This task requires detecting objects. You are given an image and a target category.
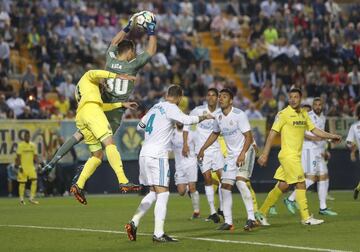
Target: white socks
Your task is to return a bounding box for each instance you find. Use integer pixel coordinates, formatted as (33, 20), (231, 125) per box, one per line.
(221, 188), (233, 225)
(154, 191), (170, 238)
(132, 191), (156, 227)
(218, 183), (223, 211)
(190, 191), (200, 213)
(318, 179), (328, 210)
(288, 178), (314, 202)
(236, 180), (255, 221)
(205, 185), (216, 215)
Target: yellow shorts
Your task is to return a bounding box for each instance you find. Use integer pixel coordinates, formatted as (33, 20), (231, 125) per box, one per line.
(274, 156), (305, 184)
(76, 102), (112, 152)
(17, 167), (37, 183)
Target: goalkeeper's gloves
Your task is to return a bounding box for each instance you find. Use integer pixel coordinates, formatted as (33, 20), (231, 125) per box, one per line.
(146, 21), (156, 36)
(123, 14), (137, 33)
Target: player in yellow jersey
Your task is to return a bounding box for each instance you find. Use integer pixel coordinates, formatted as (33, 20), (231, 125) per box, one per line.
(16, 131), (39, 205)
(256, 88), (341, 225)
(70, 69), (140, 205)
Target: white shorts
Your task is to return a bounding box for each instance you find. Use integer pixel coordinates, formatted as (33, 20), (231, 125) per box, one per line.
(175, 157), (198, 185)
(139, 156), (170, 187)
(301, 148), (328, 176)
(198, 149), (225, 173)
(222, 146), (255, 181)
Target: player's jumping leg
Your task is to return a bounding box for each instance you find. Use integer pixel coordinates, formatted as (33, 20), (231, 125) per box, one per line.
(102, 137), (140, 192)
(71, 150), (103, 205)
(42, 131), (83, 172)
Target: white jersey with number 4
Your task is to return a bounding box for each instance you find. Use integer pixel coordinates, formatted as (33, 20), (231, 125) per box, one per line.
(303, 111), (326, 150)
(346, 121), (360, 152)
(183, 105), (221, 154)
(138, 101), (200, 158)
(213, 107), (251, 159)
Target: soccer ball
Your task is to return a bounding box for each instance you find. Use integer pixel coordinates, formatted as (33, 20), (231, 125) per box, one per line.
(134, 11), (156, 30)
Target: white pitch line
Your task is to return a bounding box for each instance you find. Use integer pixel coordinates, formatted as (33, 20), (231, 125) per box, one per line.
(0, 224), (350, 252)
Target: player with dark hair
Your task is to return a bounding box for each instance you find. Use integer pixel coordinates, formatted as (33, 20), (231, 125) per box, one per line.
(256, 88), (341, 226)
(183, 88), (225, 223)
(41, 13), (157, 202)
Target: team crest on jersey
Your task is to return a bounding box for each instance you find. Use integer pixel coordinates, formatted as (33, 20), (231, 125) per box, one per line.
(230, 120), (233, 125)
(219, 115), (222, 120)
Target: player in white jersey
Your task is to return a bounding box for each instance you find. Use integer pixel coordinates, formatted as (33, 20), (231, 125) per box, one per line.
(171, 122), (200, 219)
(125, 85), (213, 243)
(183, 88), (225, 223)
(285, 98), (337, 216)
(346, 106), (360, 200)
(198, 89), (257, 231)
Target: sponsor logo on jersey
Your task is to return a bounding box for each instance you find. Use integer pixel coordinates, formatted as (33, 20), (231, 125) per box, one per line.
(293, 120), (306, 126)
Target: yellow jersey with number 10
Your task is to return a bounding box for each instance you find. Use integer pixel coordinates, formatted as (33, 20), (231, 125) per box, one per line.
(75, 70), (117, 111)
(271, 106), (315, 157)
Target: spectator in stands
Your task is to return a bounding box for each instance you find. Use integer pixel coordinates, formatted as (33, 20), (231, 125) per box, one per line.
(260, 0), (278, 18)
(263, 22), (278, 44)
(247, 0), (261, 21)
(22, 65), (36, 87)
(101, 19), (116, 44)
(84, 19), (102, 43)
(233, 90), (250, 111)
(206, 0), (221, 19)
(57, 73), (76, 103)
(249, 62), (267, 101)
(54, 94), (70, 116)
(0, 93), (10, 118)
(6, 91), (25, 117)
(194, 0), (210, 31)
(68, 19), (85, 44)
(227, 38), (247, 73)
(246, 102), (264, 119)
(18, 105), (35, 119)
(52, 64), (65, 87)
(0, 5), (10, 29)
(2, 20), (16, 49)
(348, 65), (360, 97)
(0, 35), (10, 73)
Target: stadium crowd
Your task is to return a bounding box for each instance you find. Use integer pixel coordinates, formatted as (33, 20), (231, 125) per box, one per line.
(0, 0), (359, 123)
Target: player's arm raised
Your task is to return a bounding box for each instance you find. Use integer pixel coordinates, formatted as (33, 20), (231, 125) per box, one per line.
(110, 14), (137, 46)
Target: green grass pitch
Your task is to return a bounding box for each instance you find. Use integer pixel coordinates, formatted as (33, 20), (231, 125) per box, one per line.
(0, 191), (359, 252)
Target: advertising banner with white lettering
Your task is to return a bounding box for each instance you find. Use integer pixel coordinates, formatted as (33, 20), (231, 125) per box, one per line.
(0, 120), (61, 163)
(0, 119), (267, 164)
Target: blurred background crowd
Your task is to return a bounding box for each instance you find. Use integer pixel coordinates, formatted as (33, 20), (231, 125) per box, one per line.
(0, 0), (359, 127)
